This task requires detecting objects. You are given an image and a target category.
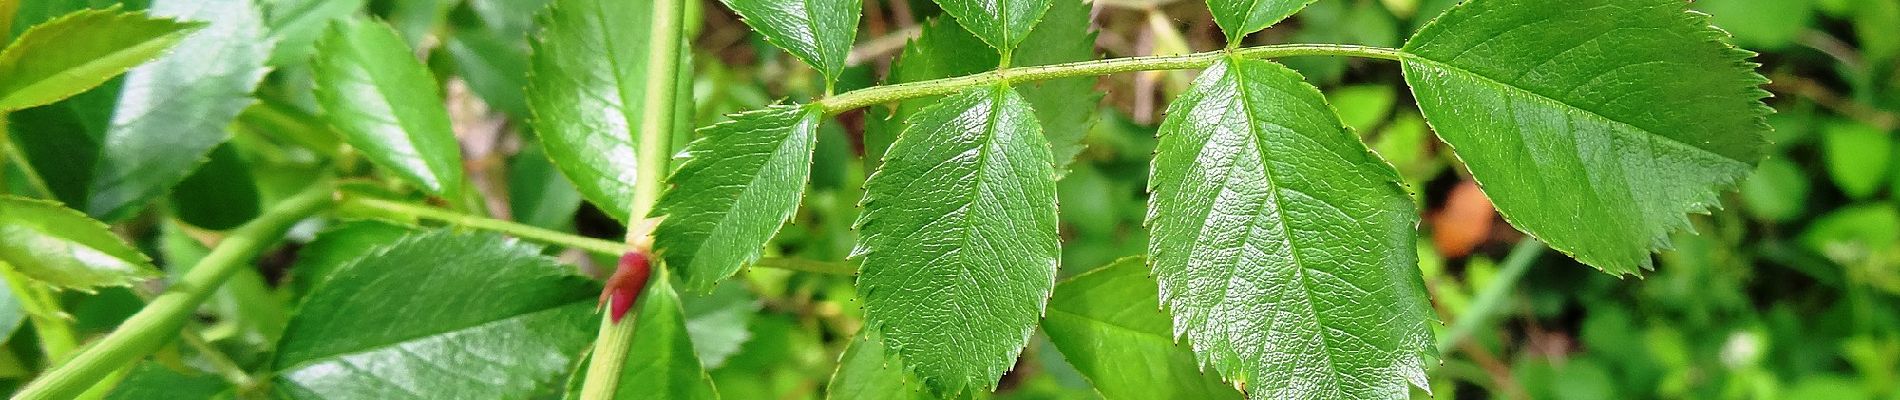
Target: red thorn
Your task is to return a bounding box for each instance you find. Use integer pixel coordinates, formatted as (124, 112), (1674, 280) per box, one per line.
(599, 251), (651, 323)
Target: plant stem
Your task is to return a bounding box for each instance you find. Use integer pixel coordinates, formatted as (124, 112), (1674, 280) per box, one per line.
(1437, 239), (1545, 352)
(11, 183), (334, 400)
(816, 44), (1406, 113)
(343, 195), (627, 255)
(580, 0), (688, 396)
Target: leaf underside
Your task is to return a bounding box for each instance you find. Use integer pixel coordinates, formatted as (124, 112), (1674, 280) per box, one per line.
(854, 85), (1059, 395)
(1042, 257), (1243, 400)
(1147, 58), (1433, 399)
(654, 105), (821, 292)
(0, 196), (158, 290)
(525, 0), (657, 222)
(718, 0), (861, 82)
(312, 17), (466, 201)
(0, 7), (199, 112)
(1401, 0), (1770, 275)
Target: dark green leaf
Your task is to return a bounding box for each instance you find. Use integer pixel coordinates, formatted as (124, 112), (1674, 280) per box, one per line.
(654, 105), (820, 291)
(312, 17), (466, 200)
(465, 0), (551, 40)
(507, 141), (584, 230)
(5, 84), (115, 205)
(854, 85), (1058, 394)
(104, 363), (232, 400)
(825, 331), (933, 400)
(0, 7), (198, 111)
(1205, 0), (1313, 41)
(932, 0), (1051, 54)
(273, 230), (596, 399)
(445, 27), (531, 118)
(1401, 0), (1769, 275)
(1147, 58), (1433, 398)
(525, 0), (662, 222)
(607, 276), (721, 399)
(168, 143), (261, 230)
(86, 0), (271, 221)
(284, 220), (413, 298)
(718, 0), (860, 83)
(0, 196), (158, 290)
(261, 0), (367, 65)
(1042, 257), (1242, 400)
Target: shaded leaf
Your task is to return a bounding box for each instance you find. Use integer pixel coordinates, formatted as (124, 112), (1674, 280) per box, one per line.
(284, 220), (414, 299)
(718, 0), (860, 83)
(605, 277), (721, 399)
(682, 281), (761, 368)
(86, 0), (272, 221)
(932, 0), (1051, 54)
(1147, 58), (1432, 398)
(1042, 257), (1242, 400)
(1401, 0), (1769, 274)
(654, 105), (820, 291)
(272, 230), (596, 399)
(312, 17), (466, 200)
(168, 143), (261, 230)
(507, 141), (584, 230)
(1205, 0), (1313, 42)
(854, 85), (1058, 394)
(104, 363), (232, 400)
(261, 0), (367, 65)
(0, 7), (199, 111)
(525, 0), (664, 222)
(0, 196), (157, 290)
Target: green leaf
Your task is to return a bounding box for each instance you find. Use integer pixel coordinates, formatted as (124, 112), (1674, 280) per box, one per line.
(0, 7), (198, 111)
(1695, 0), (1813, 49)
(445, 27), (531, 118)
(1042, 257), (1242, 400)
(854, 85), (1059, 394)
(825, 331), (933, 400)
(932, 0), (1051, 54)
(654, 105), (820, 291)
(1820, 121), (1892, 200)
(284, 220), (414, 299)
(104, 363), (232, 400)
(85, 0), (271, 221)
(1147, 58), (1433, 398)
(272, 230), (597, 399)
(682, 281), (761, 368)
(1739, 156), (1809, 223)
(1204, 0), (1313, 42)
(261, 0), (367, 65)
(605, 277), (721, 400)
(167, 143), (261, 230)
(718, 0), (860, 83)
(0, 195), (158, 290)
(312, 17), (466, 200)
(5, 85), (115, 205)
(0, 267), (28, 341)
(1401, 0), (1769, 274)
(508, 141), (584, 230)
(525, 0), (664, 222)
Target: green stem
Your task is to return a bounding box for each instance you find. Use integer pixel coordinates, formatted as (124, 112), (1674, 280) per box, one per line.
(580, 0), (688, 396)
(0, 262), (77, 365)
(10, 183), (334, 400)
(1437, 239), (1545, 352)
(816, 44), (1405, 113)
(343, 195), (626, 255)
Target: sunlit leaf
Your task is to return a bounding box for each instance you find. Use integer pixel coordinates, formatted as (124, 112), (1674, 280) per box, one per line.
(0, 7), (199, 111)
(0, 196), (157, 290)
(718, 0), (860, 83)
(312, 17), (466, 200)
(654, 105), (820, 291)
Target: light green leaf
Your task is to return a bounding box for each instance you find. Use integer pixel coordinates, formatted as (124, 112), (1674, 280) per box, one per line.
(1042, 257), (1242, 400)
(0, 7), (199, 111)
(932, 0), (1051, 54)
(104, 363), (233, 400)
(607, 277), (721, 400)
(312, 17), (465, 200)
(718, 0), (860, 83)
(655, 105), (820, 291)
(854, 85), (1058, 395)
(272, 230), (597, 399)
(1695, 0), (1813, 49)
(1820, 121), (1892, 200)
(1147, 58), (1433, 399)
(525, 0), (662, 222)
(1739, 156), (1809, 223)
(86, 0), (272, 221)
(682, 282), (761, 368)
(825, 331), (933, 400)
(1205, 0), (1313, 42)
(1401, 0), (1769, 275)
(0, 196), (158, 290)
(261, 0), (367, 65)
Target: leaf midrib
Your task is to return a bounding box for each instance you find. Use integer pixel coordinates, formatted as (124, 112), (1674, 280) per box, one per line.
(276, 300), (588, 372)
(0, 30), (187, 109)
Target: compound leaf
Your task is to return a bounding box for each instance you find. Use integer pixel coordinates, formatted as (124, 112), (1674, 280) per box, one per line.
(312, 17), (466, 201)
(1401, 0), (1770, 275)
(654, 105), (820, 291)
(1147, 57), (1433, 399)
(526, 0), (662, 222)
(1042, 257), (1242, 400)
(87, 0), (272, 221)
(273, 230), (597, 399)
(0, 196), (157, 290)
(718, 0), (860, 83)
(854, 85), (1058, 395)
(932, 0), (1051, 54)
(0, 7), (200, 111)
(1204, 0), (1313, 42)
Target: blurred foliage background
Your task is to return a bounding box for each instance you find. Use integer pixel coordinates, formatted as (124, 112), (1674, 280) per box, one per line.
(5, 0), (1900, 398)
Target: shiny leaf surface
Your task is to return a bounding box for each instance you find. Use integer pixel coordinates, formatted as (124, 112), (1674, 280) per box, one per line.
(604, 277), (720, 400)
(932, 0), (1052, 54)
(1042, 257), (1242, 400)
(1147, 58), (1433, 398)
(0, 196), (157, 290)
(312, 17), (466, 200)
(854, 85), (1058, 394)
(1401, 0), (1769, 274)
(273, 230), (597, 399)
(525, 0), (658, 222)
(718, 0), (860, 83)
(0, 7), (199, 111)
(86, 0), (271, 221)
(654, 105), (820, 291)
(261, 0), (367, 65)
(825, 331), (932, 400)
(1205, 0), (1313, 41)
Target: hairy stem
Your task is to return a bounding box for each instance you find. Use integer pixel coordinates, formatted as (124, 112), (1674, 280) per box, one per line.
(343, 195), (627, 255)
(11, 183), (335, 400)
(816, 44), (1405, 113)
